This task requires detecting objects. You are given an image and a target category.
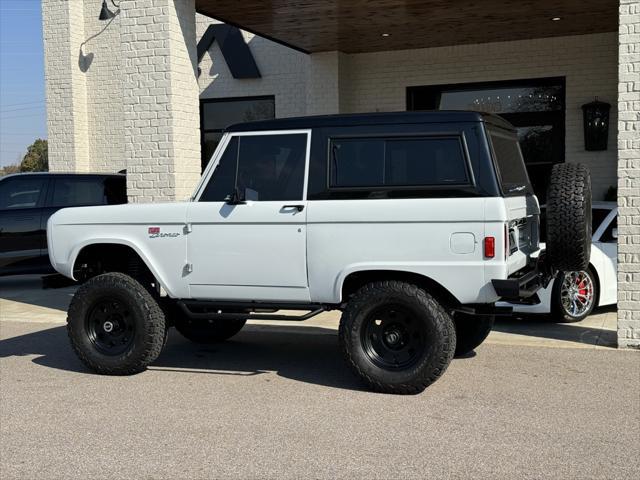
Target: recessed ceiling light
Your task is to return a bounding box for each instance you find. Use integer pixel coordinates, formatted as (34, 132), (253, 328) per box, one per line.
(551, 17), (561, 21)
(381, 33), (390, 37)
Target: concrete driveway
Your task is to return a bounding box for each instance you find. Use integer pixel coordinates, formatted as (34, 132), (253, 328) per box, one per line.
(1, 275), (638, 479)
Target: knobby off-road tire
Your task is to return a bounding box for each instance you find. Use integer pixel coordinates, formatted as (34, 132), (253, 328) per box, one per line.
(174, 317), (247, 344)
(339, 281), (456, 395)
(67, 272), (166, 375)
(453, 314), (494, 357)
(546, 163), (592, 272)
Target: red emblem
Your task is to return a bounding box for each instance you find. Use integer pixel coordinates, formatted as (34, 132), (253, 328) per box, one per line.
(148, 227), (160, 234)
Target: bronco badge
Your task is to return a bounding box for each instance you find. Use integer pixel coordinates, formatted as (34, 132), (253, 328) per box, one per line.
(148, 226), (180, 239)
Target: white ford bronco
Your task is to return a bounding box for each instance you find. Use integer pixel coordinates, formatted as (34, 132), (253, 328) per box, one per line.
(47, 112), (591, 394)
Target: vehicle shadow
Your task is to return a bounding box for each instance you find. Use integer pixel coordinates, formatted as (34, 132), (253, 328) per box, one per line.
(0, 323), (373, 392)
(492, 307), (617, 347)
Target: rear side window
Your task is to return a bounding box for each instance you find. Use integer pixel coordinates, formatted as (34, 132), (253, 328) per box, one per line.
(329, 136), (469, 188)
(488, 131), (532, 196)
(200, 133), (308, 202)
(0, 177), (47, 209)
(51, 177), (125, 207)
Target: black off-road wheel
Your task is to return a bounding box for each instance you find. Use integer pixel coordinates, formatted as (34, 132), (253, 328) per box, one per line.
(67, 272), (166, 375)
(174, 317), (247, 344)
(546, 163), (592, 272)
(453, 314), (494, 357)
(339, 281), (456, 395)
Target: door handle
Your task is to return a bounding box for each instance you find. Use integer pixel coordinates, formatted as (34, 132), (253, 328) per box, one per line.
(282, 204), (304, 212)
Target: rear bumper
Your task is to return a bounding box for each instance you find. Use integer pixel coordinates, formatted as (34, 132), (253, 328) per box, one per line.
(491, 252), (555, 301)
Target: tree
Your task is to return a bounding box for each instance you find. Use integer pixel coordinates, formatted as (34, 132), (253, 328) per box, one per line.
(20, 139), (48, 172)
(0, 163), (20, 177)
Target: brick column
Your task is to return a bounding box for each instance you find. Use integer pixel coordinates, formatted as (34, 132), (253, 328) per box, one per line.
(617, 0), (640, 349)
(121, 0), (201, 202)
(42, 0), (90, 172)
(306, 51), (351, 115)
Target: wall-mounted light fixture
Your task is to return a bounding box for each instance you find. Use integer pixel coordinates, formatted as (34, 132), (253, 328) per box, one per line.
(581, 97), (611, 151)
(99, 0), (120, 21)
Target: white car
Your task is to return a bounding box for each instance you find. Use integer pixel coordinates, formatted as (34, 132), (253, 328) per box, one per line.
(503, 201), (617, 322)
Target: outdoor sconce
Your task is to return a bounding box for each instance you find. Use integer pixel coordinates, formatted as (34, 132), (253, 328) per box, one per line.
(581, 97), (611, 151)
(99, 0), (120, 20)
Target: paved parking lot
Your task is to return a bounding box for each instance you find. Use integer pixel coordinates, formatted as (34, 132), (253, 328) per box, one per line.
(1, 275), (638, 479)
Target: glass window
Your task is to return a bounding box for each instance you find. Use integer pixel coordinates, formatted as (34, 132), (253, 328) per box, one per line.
(200, 134), (307, 202)
(330, 136), (468, 188)
(385, 138), (468, 186)
(200, 137), (239, 202)
(51, 177), (113, 207)
(0, 177), (46, 209)
(489, 132), (532, 196)
(200, 97), (275, 171)
(330, 139), (384, 187)
(438, 85), (563, 114)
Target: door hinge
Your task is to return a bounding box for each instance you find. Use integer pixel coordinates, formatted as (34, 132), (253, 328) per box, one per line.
(184, 263), (193, 274)
(184, 223), (192, 234)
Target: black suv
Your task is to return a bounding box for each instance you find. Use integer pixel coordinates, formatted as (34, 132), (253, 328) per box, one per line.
(0, 172), (126, 276)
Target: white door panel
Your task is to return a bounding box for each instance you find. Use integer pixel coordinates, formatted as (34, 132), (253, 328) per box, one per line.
(186, 201), (308, 300)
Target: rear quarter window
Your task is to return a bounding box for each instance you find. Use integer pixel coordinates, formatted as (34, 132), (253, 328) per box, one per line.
(488, 130), (532, 196)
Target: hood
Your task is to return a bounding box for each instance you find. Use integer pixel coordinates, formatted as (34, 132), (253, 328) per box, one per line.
(49, 202), (189, 226)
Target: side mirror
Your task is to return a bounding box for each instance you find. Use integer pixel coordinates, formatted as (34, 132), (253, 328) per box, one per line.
(611, 228), (618, 239)
(224, 187), (246, 205)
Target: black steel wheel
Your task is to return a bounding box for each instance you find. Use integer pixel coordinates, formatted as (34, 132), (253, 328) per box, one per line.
(361, 305), (426, 370)
(86, 298), (135, 356)
(340, 280), (456, 395)
(67, 272), (166, 375)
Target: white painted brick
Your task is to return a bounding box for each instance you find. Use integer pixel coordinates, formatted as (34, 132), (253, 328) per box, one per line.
(617, 0), (640, 350)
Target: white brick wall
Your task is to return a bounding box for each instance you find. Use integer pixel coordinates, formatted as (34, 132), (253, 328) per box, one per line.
(121, 0), (200, 202)
(82, 0), (125, 173)
(43, 0), (90, 173)
(617, 0), (640, 350)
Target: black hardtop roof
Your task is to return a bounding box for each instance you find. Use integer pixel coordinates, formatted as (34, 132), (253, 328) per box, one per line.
(226, 110), (515, 133)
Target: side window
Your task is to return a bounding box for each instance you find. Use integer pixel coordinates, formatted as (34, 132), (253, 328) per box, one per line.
(51, 177), (111, 207)
(329, 136), (469, 189)
(0, 177), (46, 210)
(200, 133), (307, 202)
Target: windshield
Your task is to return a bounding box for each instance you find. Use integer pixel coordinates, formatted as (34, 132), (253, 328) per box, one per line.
(488, 129), (533, 196)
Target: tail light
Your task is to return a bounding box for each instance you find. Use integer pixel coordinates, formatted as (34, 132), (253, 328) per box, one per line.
(484, 236), (495, 258)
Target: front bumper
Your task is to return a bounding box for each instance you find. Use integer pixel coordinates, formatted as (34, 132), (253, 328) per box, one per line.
(491, 252), (555, 301)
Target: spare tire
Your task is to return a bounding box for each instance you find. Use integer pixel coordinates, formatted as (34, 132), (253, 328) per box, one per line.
(545, 163), (592, 272)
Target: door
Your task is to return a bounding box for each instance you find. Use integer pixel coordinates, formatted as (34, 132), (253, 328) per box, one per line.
(186, 130), (311, 302)
(0, 175), (48, 273)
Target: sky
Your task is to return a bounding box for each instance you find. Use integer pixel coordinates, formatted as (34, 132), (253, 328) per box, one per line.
(0, 0), (46, 168)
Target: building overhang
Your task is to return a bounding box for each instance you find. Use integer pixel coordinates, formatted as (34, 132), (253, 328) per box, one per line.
(195, 0), (618, 54)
